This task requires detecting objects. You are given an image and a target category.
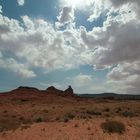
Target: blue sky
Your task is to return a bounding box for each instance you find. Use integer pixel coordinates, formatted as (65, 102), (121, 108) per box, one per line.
(0, 0), (140, 94)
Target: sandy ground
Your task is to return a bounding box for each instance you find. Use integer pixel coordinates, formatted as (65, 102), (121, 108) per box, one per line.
(0, 89), (140, 140)
(0, 117), (140, 140)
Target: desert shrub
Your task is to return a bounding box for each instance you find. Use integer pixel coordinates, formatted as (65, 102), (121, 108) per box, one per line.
(3, 110), (8, 113)
(101, 121), (125, 134)
(80, 107), (86, 110)
(104, 114), (110, 117)
(122, 111), (136, 117)
(74, 124), (79, 127)
(56, 117), (60, 121)
(62, 113), (75, 122)
(86, 110), (102, 116)
(87, 127), (91, 130)
(104, 108), (110, 112)
(52, 106), (55, 109)
(64, 113), (75, 119)
(43, 110), (49, 113)
(63, 118), (69, 123)
(11, 115), (17, 118)
(20, 99), (28, 102)
(19, 116), (24, 121)
(117, 108), (122, 112)
(36, 117), (43, 123)
(116, 110), (119, 114)
(79, 115), (87, 119)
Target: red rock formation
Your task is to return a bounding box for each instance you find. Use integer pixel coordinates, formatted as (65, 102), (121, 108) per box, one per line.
(64, 86), (74, 96)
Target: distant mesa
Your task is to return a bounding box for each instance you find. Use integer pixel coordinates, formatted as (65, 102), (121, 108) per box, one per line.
(15, 86), (39, 92)
(0, 85), (140, 100)
(46, 85), (74, 96)
(10, 85), (75, 97)
(46, 86), (63, 94)
(64, 85), (74, 95)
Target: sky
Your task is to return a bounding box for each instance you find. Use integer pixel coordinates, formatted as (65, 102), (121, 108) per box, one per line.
(0, 0), (140, 94)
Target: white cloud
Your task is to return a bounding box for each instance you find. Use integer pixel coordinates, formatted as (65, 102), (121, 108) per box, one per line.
(17, 0), (25, 6)
(0, 1), (140, 94)
(58, 6), (74, 23)
(0, 5), (2, 13)
(0, 57), (36, 78)
(107, 62), (140, 94)
(68, 73), (93, 87)
(65, 73), (95, 93)
(56, 6), (74, 28)
(0, 12), (88, 75)
(87, 0), (109, 22)
(109, 0), (139, 8)
(66, 73), (123, 94)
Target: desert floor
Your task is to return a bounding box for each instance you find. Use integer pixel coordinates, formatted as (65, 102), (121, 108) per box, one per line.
(0, 93), (140, 140)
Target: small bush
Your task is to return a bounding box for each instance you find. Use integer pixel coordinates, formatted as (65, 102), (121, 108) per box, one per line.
(80, 107), (86, 110)
(86, 110), (102, 116)
(104, 108), (110, 112)
(62, 113), (75, 122)
(74, 124), (79, 128)
(122, 111), (136, 117)
(56, 117), (60, 121)
(64, 113), (75, 119)
(20, 99), (28, 102)
(36, 117), (43, 123)
(87, 127), (91, 130)
(63, 118), (69, 123)
(101, 121), (125, 134)
(12, 115), (17, 118)
(3, 110), (8, 113)
(79, 115), (87, 119)
(43, 110), (49, 113)
(117, 108), (122, 111)
(19, 117), (24, 121)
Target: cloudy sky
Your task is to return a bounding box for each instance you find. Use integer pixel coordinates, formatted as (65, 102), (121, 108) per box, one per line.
(0, 0), (140, 94)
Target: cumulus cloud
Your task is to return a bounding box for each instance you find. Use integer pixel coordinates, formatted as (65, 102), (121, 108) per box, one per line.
(81, 13), (140, 69)
(65, 73), (95, 93)
(67, 73), (93, 87)
(66, 73), (122, 94)
(76, 0), (140, 94)
(0, 57), (36, 78)
(109, 0), (140, 19)
(108, 62), (140, 81)
(0, 10), (88, 77)
(0, 5), (2, 13)
(107, 62), (140, 94)
(56, 6), (74, 27)
(0, 0), (140, 94)
(87, 0), (109, 22)
(17, 0), (25, 6)
(109, 0), (139, 7)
